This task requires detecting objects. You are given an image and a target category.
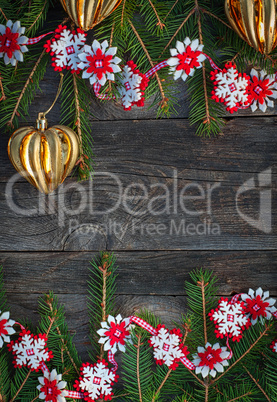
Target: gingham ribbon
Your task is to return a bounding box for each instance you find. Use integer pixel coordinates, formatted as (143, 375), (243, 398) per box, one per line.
(226, 337), (233, 359)
(93, 83), (116, 100)
(15, 321), (26, 331)
(272, 311), (277, 319)
(145, 60), (168, 78)
(230, 294), (242, 304)
(64, 390), (84, 399)
(108, 350), (118, 372)
(26, 32), (54, 45)
(202, 53), (221, 71)
(40, 361), (50, 374)
(129, 316), (157, 335)
(180, 355), (196, 370)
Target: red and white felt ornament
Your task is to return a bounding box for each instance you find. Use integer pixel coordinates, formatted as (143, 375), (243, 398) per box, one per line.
(241, 287), (277, 325)
(8, 329), (53, 371)
(270, 339), (277, 353)
(148, 324), (188, 370)
(97, 314), (132, 354)
(117, 61), (149, 110)
(167, 37), (206, 82)
(78, 40), (121, 86)
(0, 310), (15, 347)
(209, 298), (251, 342)
(192, 342), (231, 378)
(74, 360), (118, 402)
(247, 69), (277, 113)
(211, 62), (250, 113)
(37, 369), (67, 402)
(44, 25), (86, 74)
(0, 20), (28, 66)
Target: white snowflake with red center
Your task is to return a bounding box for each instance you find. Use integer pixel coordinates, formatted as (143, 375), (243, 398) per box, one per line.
(192, 342), (230, 378)
(209, 298), (251, 342)
(149, 324), (188, 370)
(78, 40), (121, 86)
(241, 287), (277, 325)
(117, 64), (143, 110)
(0, 311), (15, 347)
(247, 69), (277, 112)
(167, 37), (206, 82)
(211, 62), (250, 113)
(97, 314), (132, 354)
(270, 340), (277, 353)
(0, 20), (28, 66)
(8, 329), (53, 371)
(44, 25), (86, 73)
(37, 369), (67, 402)
(74, 360), (117, 402)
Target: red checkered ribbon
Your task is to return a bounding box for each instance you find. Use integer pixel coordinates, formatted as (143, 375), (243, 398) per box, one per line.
(230, 294), (242, 304)
(108, 350), (118, 372)
(145, 60), (168, 78)
(202, 53), (221, 71)
(26, 32), (54, 45)
(226, 337), (233, 359)
(64, 390), (84, 398)
(15, 321), (26, 331)
(180, 355), (196, 370)
(40, 361), (50, 374)
(129, 316), (157, 335)
(272, 311), (277, 319)
(93, 83), (116, 100)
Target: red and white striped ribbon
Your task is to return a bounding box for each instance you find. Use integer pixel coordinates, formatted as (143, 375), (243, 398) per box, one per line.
(129, 316), (157, 335)
(180, 355), (196, 370)
(108, 350), (118, 372)
(226, 337), (233, 359)
(15, 321), (26, 331)
(93, 83), (116, 100)
(40, 361), (50, 374)
(27, 32), (54, 45)
(64, 390), (84, 399)
(145, 60), (168, 78)
(230, 294), (242, 304)
(272, 311), (277, 319)
(202, 53), (221, 71)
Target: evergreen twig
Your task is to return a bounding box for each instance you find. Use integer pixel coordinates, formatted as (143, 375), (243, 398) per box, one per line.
(10, 370), (32, 402)
(243, 365), (271, 401)
(135, 334), (143, 402)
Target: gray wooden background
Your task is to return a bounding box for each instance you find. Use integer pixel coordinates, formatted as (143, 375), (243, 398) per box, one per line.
(0, 60), (276, 361)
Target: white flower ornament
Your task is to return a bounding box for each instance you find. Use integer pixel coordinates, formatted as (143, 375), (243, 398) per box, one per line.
(167, 37), (206, 82)
(192, 342), (230, 378)
(78, 39), (121, 86)
(37, 369), (67, 402)
(0, 20), (28, 66)
(97, 314), (132, 354)
(247, 69), (277, 112)
(241, 287), (277, 325)
(0, 311), (15, 347)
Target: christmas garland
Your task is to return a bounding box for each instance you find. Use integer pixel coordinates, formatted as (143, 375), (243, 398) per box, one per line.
(0, 253), (277, 401)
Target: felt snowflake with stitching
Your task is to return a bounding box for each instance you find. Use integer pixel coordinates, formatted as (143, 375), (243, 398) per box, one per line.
(0, 310), (16, 347)
(209, 298), (251, 342)
(0, 20), (28, 66)
(118, 64), (143, 110)
(44, 25), (86, 73)
(74, 360), (117, 402)
(97, 314), (133, 354)
(211, 62), (250, 113)
(241, 287), (277, 325)
(167, 37), (206, 82)
(78, 40), (121, 86)
(192, 342), (230, 378)
(37, 369), (67, 402)
(149, 324), (188, 370)
(270, 340), (277, 353)
(247, 69), (277, 113)
(8, 330), (53, 371)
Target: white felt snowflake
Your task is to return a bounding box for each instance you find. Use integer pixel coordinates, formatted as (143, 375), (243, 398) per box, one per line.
(209, 298), (251, 342)
(8, 330), (53, 371)
(192, 342), (230, 378)
(0, 20), (28, 66)
(37, 369), (67, 402)
(167, 37), (206, 82)
(0, 311), (15, 347)
(211, 62), (250, 113)
(78, 39), (121, 86)
(117, 65), (143, 109)
(149, 325), (188, 370)
(45, 26), (86, 73)
(271, 340), (277, 353)
(74, 361), (116, 401)
(97, 314), (133, 354)
(241, 287), (277, 325)
(247, 69), (277, 112)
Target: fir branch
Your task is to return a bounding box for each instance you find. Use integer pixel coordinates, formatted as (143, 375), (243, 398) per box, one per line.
(120, 0), (127, 27)
(98, 259), (110, 360)
(243, 365), (271, 402)
(200, 8), (232, 30)
(56, 326), (79, 375)
(227, 393), (252, 402)
(147, 0), (165, 29)
(0, 7), (8, 21)
(73, 73), (83, 153)
(0, 75), (6, 101)
(26, 0), (47, 34)
(164, 0), (180, 22)
(135, 334), (143, 402)
(10, 370), (32, 402)
(197, 278), (208, 344)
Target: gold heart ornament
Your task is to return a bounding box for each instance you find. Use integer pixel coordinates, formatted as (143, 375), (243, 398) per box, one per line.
(8, 114), (80, 194)
(225, 0), (277, 55)
(59, 0), (122, 31)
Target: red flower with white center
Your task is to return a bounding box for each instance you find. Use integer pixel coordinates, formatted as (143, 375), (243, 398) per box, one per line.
(97, 314), (132, 354)
(247, 69), (277, 112)
(209, 298), (251, 342)
(149, 324), (188, 370)
(78, 40), (121, 86)
(74, 360), (118, 402)
(211, 62), (250, 113)
(192, 342), (230, 378)
(167, 37), (206, 82)
(0, 20), (28, 66)
(241, 287), (276, 325)
(0, 310), (15, 348)
(37, 369), (67, 402)
(8, 330), (53, 371)
(270, 340), (277, 353)
(44, 25), (86, 74)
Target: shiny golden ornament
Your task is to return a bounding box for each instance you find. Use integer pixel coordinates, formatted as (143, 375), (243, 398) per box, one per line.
(225, 0), (277, 54)
(59, 0), (122, 31)
(8, 114), (80, 194)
